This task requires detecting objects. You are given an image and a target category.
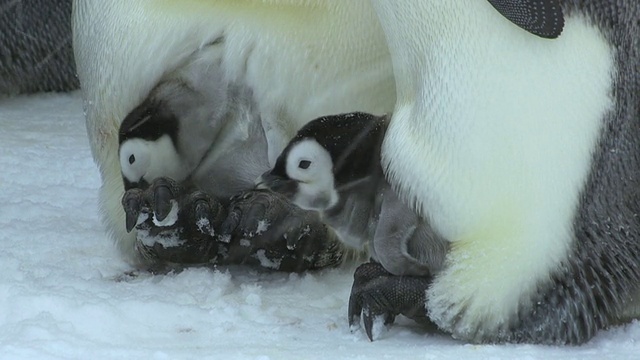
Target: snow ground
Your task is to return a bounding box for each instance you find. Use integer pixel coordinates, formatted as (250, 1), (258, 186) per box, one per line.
(0, 93), (638, 360)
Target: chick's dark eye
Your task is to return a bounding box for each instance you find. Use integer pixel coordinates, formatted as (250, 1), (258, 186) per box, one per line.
(298, 160), (311, 169)
(129, 154), (136, 165)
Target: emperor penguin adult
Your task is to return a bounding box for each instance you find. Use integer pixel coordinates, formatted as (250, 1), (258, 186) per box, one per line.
(351, 0), (640, 345)
(72, 0), (396, 267)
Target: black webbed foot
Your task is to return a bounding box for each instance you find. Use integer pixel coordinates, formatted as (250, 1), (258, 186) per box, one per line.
(221, 189), (312, 249)
(122, 181), (345, 271)
(122, 177), (227, 264)
(122, 177), (183, 232)
(220, 189), (345, 272)
(348, 262), (433, 341)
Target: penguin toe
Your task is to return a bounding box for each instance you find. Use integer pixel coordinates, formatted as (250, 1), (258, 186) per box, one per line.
(184, 190), (225, 238)
(122, 188), (146, 233)
(193, 201), (212, 234)
(216, 189), (343, 271)
(147, 177), (183, 223)
(220, 189), (283, 239)
(153, 184), (174, 222)
(348, 261), (433, 341)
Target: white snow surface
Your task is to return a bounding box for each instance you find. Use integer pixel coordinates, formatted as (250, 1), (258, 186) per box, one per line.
(1, 93), (639, 359)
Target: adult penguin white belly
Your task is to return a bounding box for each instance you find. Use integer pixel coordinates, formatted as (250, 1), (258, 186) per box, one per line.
(72, 0), (395, 265)
(349, 0), (640, 345)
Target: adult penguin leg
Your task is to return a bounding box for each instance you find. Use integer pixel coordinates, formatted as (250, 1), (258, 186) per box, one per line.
(348, 262), (435, 341)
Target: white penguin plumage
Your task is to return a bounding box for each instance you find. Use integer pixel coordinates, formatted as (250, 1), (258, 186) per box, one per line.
(369, 0), (640, 344)
(259, 112), (449, 276)
(72, 0), (395, 265)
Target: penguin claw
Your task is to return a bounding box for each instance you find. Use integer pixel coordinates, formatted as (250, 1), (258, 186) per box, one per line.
(194, 200), (214, 235)
(124, 197), (141, 232)
(242, 202), (267, 237)
(153, 185), (174, 222)
(220, 207), (241, 236)
(348, 262), (433, 341)
(283, 217), (303, 250)
(122, 189), (145, 233)
(362, 308), (376, 341)
(125, 207), (139, 233)
(361, 309), (396, 341)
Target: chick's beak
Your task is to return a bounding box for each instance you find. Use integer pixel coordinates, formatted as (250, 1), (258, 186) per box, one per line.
(122, 175), (151, 192)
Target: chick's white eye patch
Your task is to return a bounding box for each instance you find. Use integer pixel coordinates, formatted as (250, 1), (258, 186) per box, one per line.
(285, 140), (333, 182)
(119, 138), (151, 182)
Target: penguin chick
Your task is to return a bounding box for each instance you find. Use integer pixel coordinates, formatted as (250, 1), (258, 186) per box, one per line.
(118, 54), (239, 191)
(258, 112), (448, 276)
(118, 93), (184, 191)
(117, 52), (271, 234)
(118, 48), (273, 196)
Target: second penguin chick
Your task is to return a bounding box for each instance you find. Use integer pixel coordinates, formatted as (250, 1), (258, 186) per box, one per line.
(258, 112), (448, 276)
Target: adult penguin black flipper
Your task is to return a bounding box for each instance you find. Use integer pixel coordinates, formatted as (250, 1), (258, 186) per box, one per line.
(486, 0), (564, 38)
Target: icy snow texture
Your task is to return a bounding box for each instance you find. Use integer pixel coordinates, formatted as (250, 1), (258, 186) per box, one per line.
(0, 93), (639, 359)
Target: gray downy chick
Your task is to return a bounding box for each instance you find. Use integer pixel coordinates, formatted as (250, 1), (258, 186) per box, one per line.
(258, 112), (448, 276)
